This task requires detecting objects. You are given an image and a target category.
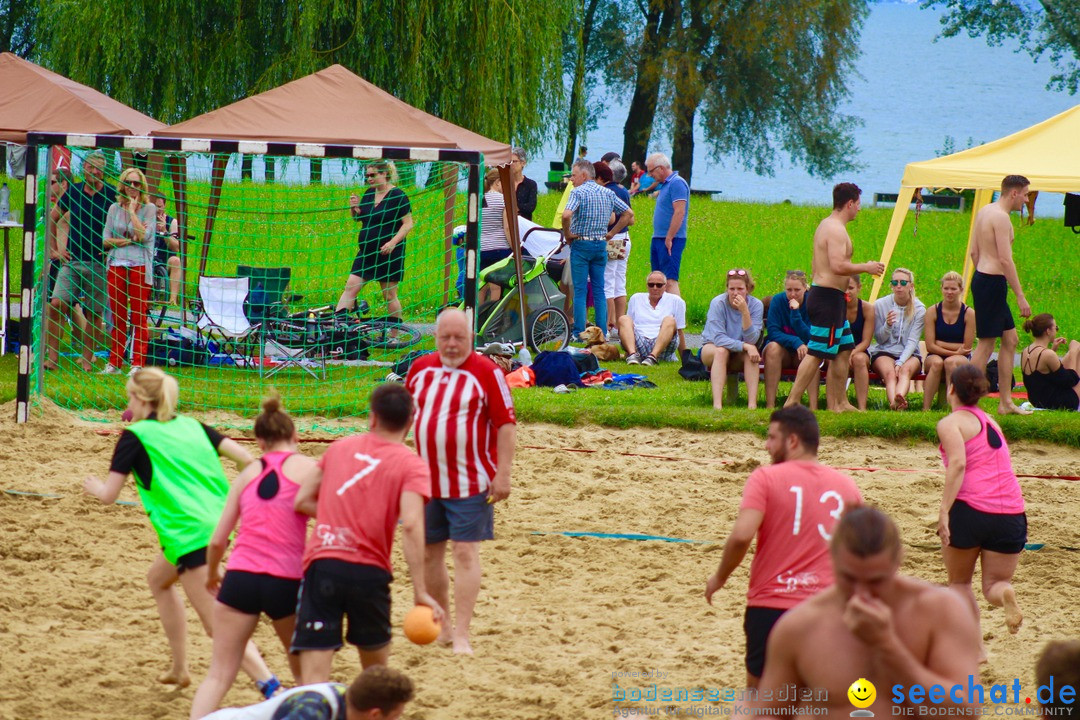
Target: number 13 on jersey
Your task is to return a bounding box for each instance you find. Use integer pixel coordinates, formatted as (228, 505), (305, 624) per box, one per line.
(789, 486), (845, 541)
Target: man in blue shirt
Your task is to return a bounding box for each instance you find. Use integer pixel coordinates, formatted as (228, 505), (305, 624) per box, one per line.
(647, 152), (690, 296)
(561, 158), (634, 337)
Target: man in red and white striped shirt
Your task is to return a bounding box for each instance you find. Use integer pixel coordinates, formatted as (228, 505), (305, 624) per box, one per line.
(405, 309), (515, 655)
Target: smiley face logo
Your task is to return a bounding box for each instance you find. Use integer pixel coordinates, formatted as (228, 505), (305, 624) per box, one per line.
(847, 678), (876, 709)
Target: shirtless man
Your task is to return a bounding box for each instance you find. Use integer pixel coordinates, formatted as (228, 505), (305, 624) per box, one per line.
(970, 175), (1033, 415)
(785, 183), (884, 412)
(754, 507), (981, 718)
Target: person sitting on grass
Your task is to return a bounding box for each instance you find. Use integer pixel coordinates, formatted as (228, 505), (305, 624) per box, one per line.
(618, 270), (686, 366)
(923, 271), (975, 411)
(762, 269), (815, 410)
(869, 267), (925, 410)
(845, 274), (876, 411)
(1020, 313), (1080, 411)
(701, 268), (764, 410)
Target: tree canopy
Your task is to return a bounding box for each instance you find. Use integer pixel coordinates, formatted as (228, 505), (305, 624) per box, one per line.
(928, 0), (1080, 95)
(33, 0), (573, 149)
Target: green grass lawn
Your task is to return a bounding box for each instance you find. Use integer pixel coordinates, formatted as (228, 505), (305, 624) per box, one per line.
(7, 168), (1080, 444)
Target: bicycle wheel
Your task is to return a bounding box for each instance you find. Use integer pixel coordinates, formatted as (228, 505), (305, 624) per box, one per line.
(527, 306), (569, 353)
(358, 318), (423, 350)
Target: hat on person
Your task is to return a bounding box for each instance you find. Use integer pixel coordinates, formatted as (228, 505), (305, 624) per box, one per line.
(593, 161), (614, 184)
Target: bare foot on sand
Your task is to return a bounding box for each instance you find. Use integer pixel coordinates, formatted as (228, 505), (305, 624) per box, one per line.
(158, 668), (191, 687)
(1003, 587), (1023, 634)
(452, 637), (474, 656)
(998, 403), (1032, 416)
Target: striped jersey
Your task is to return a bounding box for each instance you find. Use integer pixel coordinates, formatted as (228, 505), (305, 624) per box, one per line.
(406, 352), (517, 498)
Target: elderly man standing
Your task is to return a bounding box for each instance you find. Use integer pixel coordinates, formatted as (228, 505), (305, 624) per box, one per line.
(646, 152), (690, 296)
(560, 158), (634, 337)
(404, 309), (516, 656)
(618, 271), (686, 365)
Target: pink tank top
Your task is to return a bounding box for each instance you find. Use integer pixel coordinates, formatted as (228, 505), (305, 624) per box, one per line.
(227, 450), (308, 579)
(940, 406), (1025, 514)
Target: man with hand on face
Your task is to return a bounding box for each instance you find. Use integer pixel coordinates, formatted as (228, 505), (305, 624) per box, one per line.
(753, 507), (980, 718)
(405, 309), (516, 656)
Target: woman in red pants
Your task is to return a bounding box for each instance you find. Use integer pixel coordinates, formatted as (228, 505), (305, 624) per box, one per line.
(102, 167), (156, 375)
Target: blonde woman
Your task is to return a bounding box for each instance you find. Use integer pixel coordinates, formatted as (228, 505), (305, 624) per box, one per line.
(869, 268), (925, 410)
(102, 167), (156, 375)
(83, 368), (280, 695)
(335, 161), (413, 318)
(923, 271), (976, 410)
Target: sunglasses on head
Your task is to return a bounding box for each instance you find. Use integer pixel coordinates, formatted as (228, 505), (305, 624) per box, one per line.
(647, 282), (665, 288)
(727, 269), (747, 277)
(890, 279), (910, 287)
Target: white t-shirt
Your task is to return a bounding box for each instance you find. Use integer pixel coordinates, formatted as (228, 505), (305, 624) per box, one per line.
(627, 292), (686, 338)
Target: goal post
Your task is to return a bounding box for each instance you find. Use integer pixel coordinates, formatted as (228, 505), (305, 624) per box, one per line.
(18, 133), (483, 425)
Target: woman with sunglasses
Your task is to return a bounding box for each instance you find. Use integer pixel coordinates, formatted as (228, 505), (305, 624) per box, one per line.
(102, 167), (157, 375)
(701, 268), (763, 410)
(923, 271), (975, 410)
(335, 161), (413, 319)
(869, 268), (926, 410)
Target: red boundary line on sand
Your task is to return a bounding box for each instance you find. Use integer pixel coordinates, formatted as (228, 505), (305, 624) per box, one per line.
(92, 431), (1080, 481)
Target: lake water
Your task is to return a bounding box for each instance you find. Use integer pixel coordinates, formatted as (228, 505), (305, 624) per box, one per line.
(522, 0), (1078, 216)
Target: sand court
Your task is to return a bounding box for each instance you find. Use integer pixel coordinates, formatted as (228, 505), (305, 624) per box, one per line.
(1, 403), (1078, 719)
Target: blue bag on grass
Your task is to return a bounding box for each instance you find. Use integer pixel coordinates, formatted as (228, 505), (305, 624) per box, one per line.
(532, 351), (583, 387)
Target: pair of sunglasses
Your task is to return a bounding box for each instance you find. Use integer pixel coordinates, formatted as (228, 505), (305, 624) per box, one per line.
(647, 282), (665, 288)
(890, 279), (910, 287)
(728, 269), (747, 277)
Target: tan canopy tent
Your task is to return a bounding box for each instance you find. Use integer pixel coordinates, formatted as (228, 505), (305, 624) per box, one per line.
(0, 52), (164, 143)
(871, 103), (1080, 301)
(152, 64), (526, 336)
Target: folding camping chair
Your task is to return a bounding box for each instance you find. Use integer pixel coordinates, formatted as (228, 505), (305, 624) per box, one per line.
(195, 276), (261, 369)
(237, 265), (301, 323)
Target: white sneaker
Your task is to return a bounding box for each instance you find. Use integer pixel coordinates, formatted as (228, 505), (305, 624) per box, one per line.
(625, 352), (641, 365)
(100, 364), (121, 375)
(127, 366), (142, 377)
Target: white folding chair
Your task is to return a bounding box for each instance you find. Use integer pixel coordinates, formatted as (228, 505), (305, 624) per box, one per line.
(196, 276), (260, 369)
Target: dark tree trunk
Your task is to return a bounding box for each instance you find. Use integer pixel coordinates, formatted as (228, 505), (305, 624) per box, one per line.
(621, 0), (679, 168)
(669, 0), (712, 186)
(241, 155), (253, 181)
(264, 157), (275, 184)
(671, 98), (696, 185)
(563, 0), (602, 166)
(310, 158), (323, 183)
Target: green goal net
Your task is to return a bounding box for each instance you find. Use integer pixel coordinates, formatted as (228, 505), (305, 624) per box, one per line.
(21, 141), (482, 424)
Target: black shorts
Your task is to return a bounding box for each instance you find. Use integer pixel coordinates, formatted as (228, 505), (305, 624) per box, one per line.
(948, 499), (1027, 554)
(217, 570), (302, 621)
(971, 271), (1015, 338)
(744, 607), (787, 678)
(806, 286), (852, 359)
(175, 547), (208, 574)
(291, 559), (393, 652)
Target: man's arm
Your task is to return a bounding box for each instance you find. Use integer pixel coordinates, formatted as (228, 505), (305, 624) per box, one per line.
(826, 233), (884, 276)
(705, 508), (763, 603)
(664, 201), (686, 247)
(845, 587), (979, 710)
(607, 207), (634, 237)
(993, 216), (1030, 317)
(490, 423), (515, 502)
(561, 207), (575, 240)
(399, 490), (445, 621)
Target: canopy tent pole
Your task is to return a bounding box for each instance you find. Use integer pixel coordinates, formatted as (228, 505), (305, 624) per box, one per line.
(498, 165), (529, 352)
(198, 155), (229, 279)
(961, 188), (996, 299)
(868, 186), (916, 302)
(441, 163), (458, 306)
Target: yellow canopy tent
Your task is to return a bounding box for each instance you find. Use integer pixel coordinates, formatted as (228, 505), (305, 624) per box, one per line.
(870, 103), (1080, 301)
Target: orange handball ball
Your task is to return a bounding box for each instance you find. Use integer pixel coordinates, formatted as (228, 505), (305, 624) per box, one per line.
(403, 605), (440, 645)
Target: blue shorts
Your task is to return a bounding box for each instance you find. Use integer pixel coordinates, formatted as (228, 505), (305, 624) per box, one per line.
(650, 237), (686, 281)
(425, 493), (495, 544)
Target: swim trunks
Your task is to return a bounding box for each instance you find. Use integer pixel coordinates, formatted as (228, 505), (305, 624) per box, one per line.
(971, 271), (1015, 338)
(806, 286), (852, 359)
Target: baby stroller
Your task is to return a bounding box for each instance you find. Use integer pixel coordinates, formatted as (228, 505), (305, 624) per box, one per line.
(468, 224), (570, 353)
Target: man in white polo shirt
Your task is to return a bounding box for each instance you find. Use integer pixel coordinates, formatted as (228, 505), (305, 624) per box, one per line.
(617, 271), (687, 366)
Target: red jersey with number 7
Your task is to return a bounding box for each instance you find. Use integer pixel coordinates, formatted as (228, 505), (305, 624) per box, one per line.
(740, 461), (863, 609)
(302, 433), (431, 574)
(406, 352), (517, 499)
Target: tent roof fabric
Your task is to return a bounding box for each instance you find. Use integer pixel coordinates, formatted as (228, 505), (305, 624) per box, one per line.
(0, 52), (165, 143)
(902, 103), (1080, 193)
(155, 64), (511, 165)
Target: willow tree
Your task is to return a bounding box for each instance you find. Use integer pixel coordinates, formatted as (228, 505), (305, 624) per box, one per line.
(33, 0), (573, 149)
(928, 0), (1080, 95)
(661, 0), (867, 185)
